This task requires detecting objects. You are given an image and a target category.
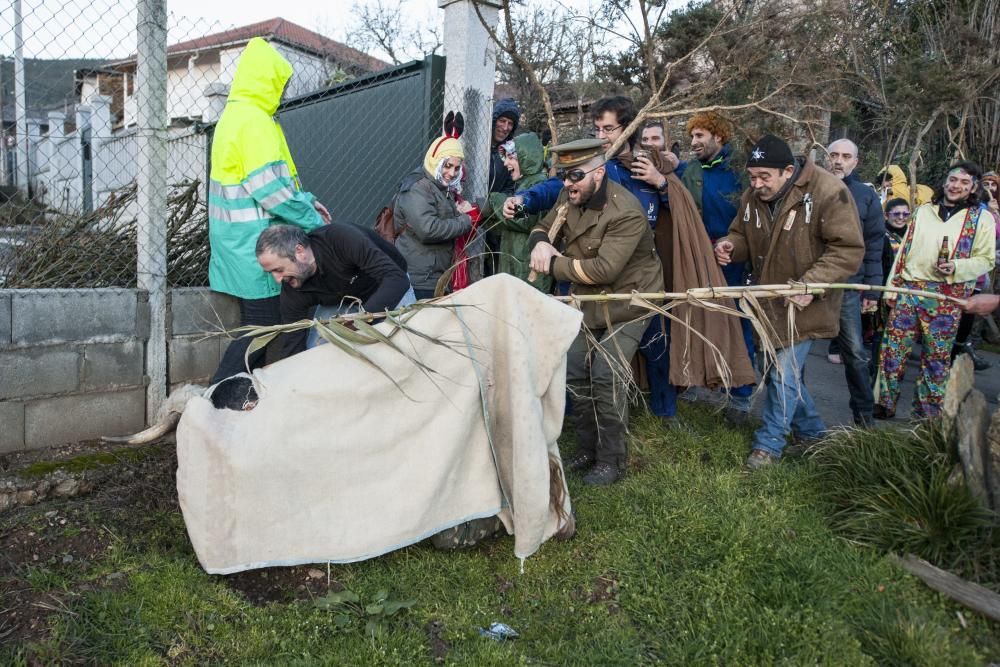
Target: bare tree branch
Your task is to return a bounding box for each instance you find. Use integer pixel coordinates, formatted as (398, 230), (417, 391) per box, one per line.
(472, 0), (560, 145)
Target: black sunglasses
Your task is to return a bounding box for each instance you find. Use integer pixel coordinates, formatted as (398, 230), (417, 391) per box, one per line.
(556, 162), (605, 183)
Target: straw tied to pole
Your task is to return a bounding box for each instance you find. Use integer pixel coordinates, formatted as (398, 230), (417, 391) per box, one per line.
(227, 281), (967, 404)
(269, 282), (967, 327)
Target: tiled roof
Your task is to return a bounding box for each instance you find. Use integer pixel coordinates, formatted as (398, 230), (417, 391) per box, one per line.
(122, 17), (387, 73)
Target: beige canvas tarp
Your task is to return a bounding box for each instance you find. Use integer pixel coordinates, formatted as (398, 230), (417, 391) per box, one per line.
(176, 275), (581, 574)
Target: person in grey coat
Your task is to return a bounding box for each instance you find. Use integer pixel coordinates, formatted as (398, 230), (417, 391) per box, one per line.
(393, 128), (473, 299)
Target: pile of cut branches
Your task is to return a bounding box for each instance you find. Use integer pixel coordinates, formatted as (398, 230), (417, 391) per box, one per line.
(2, 180), (208, 289)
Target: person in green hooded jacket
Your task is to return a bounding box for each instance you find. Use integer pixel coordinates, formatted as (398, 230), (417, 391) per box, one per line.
(208, 37), (331, 383)
(483, 132), (553, 293)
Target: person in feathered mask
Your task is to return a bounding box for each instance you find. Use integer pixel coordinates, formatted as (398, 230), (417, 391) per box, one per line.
(392, 112), (475, 299)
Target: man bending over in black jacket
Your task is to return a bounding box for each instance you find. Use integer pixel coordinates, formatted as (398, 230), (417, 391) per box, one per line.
(256, 223), (414, 362)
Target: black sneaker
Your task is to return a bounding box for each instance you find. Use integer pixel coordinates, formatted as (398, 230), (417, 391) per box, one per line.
(660, 415), (685, 431)
(784, 435), (821, 458)
(953, 342), (991, 371)
(564, 451), (595, 473)
(873, 404), (895, 420)
(853, 413), (874, 429)
(582, 462), (622, 486)
(724, 406), (753, 426)
(969, 349), (991, 372)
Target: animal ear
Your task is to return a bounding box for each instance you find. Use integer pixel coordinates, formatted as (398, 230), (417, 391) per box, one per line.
(452, 112), (464, 139)
(443, 111), (455, 136)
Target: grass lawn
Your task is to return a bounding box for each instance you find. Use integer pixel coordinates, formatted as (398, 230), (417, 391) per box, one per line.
(2, 402), (998, 665)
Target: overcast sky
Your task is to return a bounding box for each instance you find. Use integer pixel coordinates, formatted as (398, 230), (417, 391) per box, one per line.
(1, 0), (680, 63)
(0, 0), (441, 60)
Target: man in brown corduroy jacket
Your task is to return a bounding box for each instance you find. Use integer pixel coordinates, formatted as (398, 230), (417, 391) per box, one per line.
(715, 134), (864, 470)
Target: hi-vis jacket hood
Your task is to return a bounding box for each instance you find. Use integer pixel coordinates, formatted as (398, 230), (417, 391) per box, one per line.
(880, 164), (933, 208)
(213, 37), (300, 186)
(228, 36), (292, 115)
(208, 37), (322, 300)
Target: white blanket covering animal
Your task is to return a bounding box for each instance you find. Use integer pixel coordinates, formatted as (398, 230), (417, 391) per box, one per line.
(176, 275), (582, 574)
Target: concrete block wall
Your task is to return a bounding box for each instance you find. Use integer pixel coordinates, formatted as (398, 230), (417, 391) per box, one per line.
(0, 288), (239, 453)
(168, 288), (240, 386)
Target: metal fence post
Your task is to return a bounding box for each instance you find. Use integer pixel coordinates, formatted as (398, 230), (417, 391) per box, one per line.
(13, 0), (29, 193)
(136, 0), (168, 421)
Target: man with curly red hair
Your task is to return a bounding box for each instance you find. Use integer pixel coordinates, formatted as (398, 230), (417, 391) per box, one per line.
(680, 112), (756, 424)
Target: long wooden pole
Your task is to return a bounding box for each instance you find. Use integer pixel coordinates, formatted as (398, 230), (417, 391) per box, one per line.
(229, 282), (967, 337)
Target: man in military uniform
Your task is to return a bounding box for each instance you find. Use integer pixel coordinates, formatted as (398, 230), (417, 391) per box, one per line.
(528, 139), (665, 486)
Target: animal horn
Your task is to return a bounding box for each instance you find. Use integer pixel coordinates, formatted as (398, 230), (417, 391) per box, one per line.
(100, 383), (205, 445)
(101, 412), (181, 445)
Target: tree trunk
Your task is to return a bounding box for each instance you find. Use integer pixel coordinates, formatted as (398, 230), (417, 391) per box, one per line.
(908, 106), (944, 195)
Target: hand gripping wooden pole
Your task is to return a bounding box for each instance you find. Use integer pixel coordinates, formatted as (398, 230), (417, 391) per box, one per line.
(527, 203), (568, 282)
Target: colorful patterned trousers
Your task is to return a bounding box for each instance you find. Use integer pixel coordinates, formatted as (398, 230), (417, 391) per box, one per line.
(874, 280), (970, 419)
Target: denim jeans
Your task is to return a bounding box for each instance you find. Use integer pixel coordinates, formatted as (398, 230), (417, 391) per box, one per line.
(836, 290), (873, 421)
(306, 285), (418, 348)
(751, 340), (825, 457)
(639, 315), (677, 418)
(211, 295), (282, 384)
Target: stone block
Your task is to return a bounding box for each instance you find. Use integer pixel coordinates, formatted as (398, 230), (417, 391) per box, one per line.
(956, 388), (990, 504)
(24, 389), (146, 450)
(81, 341), (144, 389)
(0, 293), (11, 345)
(987, 404), (1000, 511)
(0, 401), (25, 453)
(171, 288), (240, 335)
(0, 345), (80, 399)
(169, 336), (222, 384)
(11, 289), (139, 344)
(942, 355), (975, 439)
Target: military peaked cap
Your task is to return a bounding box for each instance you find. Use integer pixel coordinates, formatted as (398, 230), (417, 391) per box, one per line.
(550, 138), (606, 168)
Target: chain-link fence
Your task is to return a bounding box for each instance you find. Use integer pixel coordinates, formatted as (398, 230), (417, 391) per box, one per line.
(0, 2), (489, 290)
(2, 2), (212, 288)
(0, 0), (498, 448)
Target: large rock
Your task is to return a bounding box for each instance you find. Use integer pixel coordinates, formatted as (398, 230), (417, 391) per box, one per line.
(956, 388), (990, 504)
(943, 355), (975, 439)
(986, 399), (1000, 511)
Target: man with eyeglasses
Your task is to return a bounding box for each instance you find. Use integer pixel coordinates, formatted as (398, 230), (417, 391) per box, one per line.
(504, 96), (684, 431)
(824, 138), (885, 427)
(503, 96), (680, 224)
(527, 139), (665, 486)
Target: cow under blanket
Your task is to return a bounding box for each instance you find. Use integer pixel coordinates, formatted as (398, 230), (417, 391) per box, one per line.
(176, 274), (582, 574)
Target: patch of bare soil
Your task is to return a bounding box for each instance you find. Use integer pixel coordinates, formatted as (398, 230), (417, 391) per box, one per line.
(425, 619), (450, 663)
(0, 445), (177, 646)
(571, 571), (622, 615)
(222, 565), (345, 606)
(0, 436), (172, 475)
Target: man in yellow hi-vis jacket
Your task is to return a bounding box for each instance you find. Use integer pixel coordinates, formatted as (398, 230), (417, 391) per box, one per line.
(208, 37), (330, 383)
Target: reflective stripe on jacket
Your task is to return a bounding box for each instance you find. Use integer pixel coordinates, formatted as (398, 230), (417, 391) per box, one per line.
(208, 37), (322, 299)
